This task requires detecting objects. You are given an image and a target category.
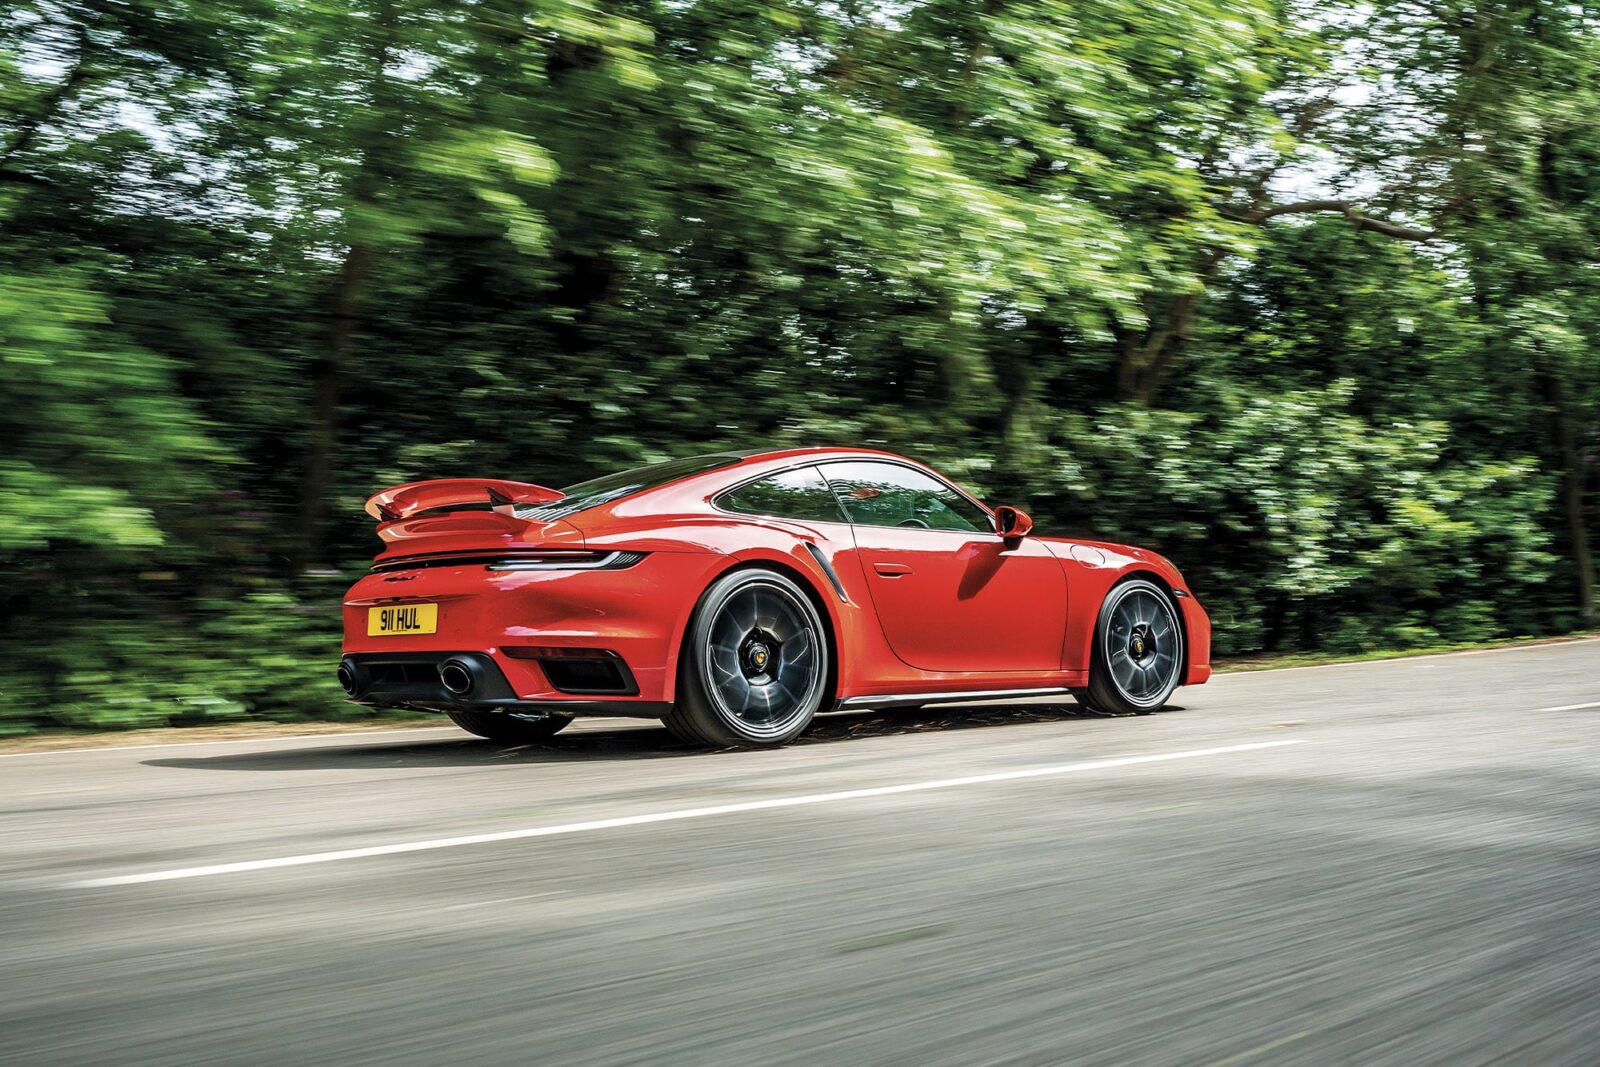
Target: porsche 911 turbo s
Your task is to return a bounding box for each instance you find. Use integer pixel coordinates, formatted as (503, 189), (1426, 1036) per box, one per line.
(338, 448), (1211, 747)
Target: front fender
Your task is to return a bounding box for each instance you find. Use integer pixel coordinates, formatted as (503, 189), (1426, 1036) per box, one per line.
(1043, 540), (1211, 685)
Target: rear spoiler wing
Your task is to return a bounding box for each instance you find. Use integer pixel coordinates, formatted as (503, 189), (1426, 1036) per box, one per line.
(364, 479), (564, 522)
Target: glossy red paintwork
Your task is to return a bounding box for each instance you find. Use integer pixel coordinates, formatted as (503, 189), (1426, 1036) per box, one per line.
(340, 447), (1212, 711)
(846, 524), (1067, 672)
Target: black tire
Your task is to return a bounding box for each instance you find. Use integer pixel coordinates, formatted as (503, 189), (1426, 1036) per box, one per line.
(1069, 687), (1112, 717)
(665, 568), (830, 748)
(447, 708), (574, 742)
(1081, 578), (1184, 716)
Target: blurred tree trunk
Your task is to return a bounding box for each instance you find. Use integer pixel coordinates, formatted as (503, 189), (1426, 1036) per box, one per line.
(1114, 245), (1230, 406)
(290, 1), (396, 571)
(1114, 291), (1198, 406)
(1539, 368), (1597, 627)
(294, 242), (373, 570)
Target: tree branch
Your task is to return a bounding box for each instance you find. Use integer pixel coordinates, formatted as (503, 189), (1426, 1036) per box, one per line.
(0, 27), (93, 173)
(1222, 199), (1438, 241)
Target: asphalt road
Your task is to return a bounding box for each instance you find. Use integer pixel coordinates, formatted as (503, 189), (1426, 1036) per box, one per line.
(4, 639), (1598, 1066)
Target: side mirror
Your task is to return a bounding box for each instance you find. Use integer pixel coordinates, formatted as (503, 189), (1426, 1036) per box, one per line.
(994, 505), (1033, 546)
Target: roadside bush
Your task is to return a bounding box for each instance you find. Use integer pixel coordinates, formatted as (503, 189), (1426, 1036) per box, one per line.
(1021, 385), (1558, 656)
(0, 584), (364, 735)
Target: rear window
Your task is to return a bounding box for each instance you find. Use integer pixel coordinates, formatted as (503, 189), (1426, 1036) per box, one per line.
(519, 453), (743, 520)
(717, 466), (847, 523)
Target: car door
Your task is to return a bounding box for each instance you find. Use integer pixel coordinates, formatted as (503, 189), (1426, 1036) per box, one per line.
(820, 460), (1067, 674)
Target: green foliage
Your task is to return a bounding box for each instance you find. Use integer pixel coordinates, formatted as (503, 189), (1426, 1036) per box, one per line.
(0, 589), (356, 735)
(0, 272), (215, 547)
(989, 383), (1557, 655)
(0, 0), (1594, 730)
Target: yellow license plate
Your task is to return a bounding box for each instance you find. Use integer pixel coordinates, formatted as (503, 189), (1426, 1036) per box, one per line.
(367, 603), (438, 637)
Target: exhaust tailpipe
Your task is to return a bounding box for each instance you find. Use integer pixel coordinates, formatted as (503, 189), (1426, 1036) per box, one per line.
(337, 658), (364, 697)
(438, 660), (474, 697)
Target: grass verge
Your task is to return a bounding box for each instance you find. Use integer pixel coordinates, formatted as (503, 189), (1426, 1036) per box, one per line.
(1214, 630), (1599, 673)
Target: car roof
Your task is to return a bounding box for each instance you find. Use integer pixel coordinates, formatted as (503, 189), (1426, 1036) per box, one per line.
(667, 446), (972, 500)
(553, 445), (996, 528)
(728, 446), (909, 464)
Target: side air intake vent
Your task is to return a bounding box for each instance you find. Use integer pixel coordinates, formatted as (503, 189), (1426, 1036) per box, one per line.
(541, 658), (629, 694)
(501, 646), (638, 695)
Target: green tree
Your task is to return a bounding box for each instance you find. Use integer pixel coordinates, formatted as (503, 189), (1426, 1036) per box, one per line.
(0, 0), (1593, 731)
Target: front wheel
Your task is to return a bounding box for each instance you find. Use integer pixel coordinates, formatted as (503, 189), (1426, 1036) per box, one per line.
(447, 709), (573, 742)
(1077, 579), (1184, 716)
(665, 568), (830, 748)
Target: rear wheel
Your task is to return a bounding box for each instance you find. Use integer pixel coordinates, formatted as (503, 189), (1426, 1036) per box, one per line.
(447, 709), (573, 743)
(665, 569), (830, 748)
(1078, 579), (1184, 716)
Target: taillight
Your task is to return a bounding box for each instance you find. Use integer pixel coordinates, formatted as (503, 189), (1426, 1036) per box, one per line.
(370, 550), (646, 573)
(484, 550), (646, 572)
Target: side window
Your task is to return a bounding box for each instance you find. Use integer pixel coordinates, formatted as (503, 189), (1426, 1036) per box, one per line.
(717, 465), (847, 523)
(820, 462), (991, 533)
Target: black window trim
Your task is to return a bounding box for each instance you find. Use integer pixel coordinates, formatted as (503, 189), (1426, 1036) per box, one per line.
(518, 452), (747, 522)
(712, 457), (998, 536)
(710, 462), (854, 526)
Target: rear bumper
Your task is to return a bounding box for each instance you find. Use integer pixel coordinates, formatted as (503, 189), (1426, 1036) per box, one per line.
(339, 651), (671, 718)
(340, 550), (726, 713)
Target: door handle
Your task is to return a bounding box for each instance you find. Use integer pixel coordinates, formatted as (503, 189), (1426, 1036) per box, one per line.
(873, 562), (913, 577)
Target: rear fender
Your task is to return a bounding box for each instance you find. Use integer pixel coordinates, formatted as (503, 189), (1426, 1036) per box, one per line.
(657, 539), (851, 705)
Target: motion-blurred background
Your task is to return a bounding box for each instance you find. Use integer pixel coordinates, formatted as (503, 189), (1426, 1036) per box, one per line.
(2, 1), (1595, 734)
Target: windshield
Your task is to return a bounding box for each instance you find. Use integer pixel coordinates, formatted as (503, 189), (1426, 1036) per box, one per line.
(519, 453), (744, 520)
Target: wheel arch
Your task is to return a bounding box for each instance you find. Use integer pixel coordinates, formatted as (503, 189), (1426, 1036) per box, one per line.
(1100, 566), (1190, 675)
(661, 553), (842, 707)
(1080, 568), (1191, 682)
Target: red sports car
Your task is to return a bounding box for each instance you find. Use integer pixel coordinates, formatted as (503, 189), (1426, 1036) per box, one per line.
(339, 448), (1211, 747)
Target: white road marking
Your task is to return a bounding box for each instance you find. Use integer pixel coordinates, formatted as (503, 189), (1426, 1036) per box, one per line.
(68, 740), (1304, 889)
(1537, 700), (1600, 712)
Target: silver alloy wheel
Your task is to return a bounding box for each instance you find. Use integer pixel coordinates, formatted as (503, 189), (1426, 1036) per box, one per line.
(1102, 583), (1183, 709)
(703, 579), (825, 740)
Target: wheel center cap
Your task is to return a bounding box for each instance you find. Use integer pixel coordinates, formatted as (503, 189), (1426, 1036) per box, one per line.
(745, 642), (771, 672)
(1128, 627), (1152, 662)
